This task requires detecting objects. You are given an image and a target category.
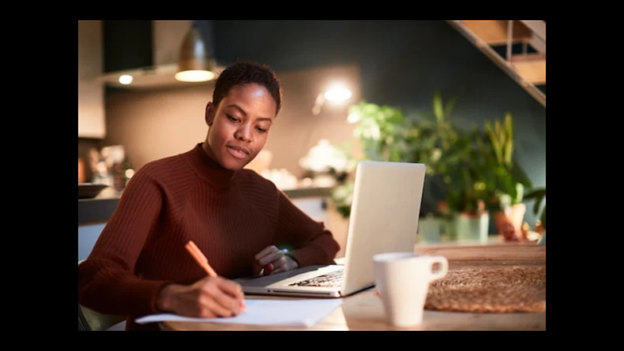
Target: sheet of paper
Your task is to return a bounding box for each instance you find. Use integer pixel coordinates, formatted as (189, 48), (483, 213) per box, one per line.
(136, 299), (343, 327)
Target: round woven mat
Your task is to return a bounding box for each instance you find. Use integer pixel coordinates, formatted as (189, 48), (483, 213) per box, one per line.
(424, 265), (546, 313)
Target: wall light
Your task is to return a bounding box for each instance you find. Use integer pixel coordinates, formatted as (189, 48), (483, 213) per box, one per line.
(312, 83), (352, 115)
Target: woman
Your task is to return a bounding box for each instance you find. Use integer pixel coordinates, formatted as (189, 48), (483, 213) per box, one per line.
(78, 60), (340, 331)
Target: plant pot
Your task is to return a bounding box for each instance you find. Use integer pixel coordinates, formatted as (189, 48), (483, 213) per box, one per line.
(493, 203), (526, 241)
(418, 216), (442, 243)
(442, 218), (455, 240)
(455, 212), (489, 243)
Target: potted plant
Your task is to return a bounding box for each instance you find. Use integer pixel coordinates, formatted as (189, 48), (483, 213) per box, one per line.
(404, 91), (498, 242)
(439, 126), (495, 242)
(480, 113), (533, 241)
(402, 91), (461, 241)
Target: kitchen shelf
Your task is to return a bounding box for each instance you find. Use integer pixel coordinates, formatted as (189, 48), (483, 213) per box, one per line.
(96, 63), (226, 89)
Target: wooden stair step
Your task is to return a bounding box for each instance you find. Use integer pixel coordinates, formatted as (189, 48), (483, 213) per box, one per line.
(460, 20), (533, 45)
(510, 58), (546, 85)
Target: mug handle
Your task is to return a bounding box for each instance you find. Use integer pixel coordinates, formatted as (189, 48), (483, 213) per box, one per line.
(428, 256), (448, 281)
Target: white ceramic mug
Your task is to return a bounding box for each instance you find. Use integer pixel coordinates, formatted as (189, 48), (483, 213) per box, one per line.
(373, 252), (448, 327)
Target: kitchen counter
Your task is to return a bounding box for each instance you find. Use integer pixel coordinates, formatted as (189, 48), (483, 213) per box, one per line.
(78, 186), (334, 225)
(79, 197), (120, 224)
(282, 186), (333, 199)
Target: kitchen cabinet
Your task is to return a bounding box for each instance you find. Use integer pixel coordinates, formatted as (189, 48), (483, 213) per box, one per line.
(78, 20), (105, 139)
(102, 20), (153, 73)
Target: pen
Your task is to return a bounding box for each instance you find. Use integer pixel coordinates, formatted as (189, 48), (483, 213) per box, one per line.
(185, 240), (246, 312)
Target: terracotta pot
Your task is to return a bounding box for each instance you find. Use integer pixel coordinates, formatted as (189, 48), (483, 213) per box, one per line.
(494, 204), (526, 241)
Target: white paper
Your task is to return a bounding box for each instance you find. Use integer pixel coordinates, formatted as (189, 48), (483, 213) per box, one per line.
(135, 299), (343, 327)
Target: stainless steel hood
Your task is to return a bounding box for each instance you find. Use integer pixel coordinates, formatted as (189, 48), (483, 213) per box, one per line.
(97, 20), (224, 89)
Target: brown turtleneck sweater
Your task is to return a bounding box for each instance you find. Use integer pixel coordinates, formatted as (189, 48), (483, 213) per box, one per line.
(78, 143), (340, 331)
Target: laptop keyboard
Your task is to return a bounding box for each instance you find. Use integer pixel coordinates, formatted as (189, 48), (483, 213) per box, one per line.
(288, 270), (343, 288)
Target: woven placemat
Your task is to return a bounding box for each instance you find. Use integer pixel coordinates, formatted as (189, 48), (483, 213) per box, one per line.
(424, 265), (546, 313)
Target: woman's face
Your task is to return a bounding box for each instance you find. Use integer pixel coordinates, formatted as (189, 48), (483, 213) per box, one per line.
(204, 83), (277, 171)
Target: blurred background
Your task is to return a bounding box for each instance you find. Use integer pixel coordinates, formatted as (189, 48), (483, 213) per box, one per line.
(78, 20), (546, 259)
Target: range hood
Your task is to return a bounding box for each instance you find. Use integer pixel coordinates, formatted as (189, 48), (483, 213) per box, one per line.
(97, 20), (225, 89)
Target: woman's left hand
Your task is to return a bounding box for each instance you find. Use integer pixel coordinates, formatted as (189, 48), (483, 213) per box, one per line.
(253, 245), (299, 276)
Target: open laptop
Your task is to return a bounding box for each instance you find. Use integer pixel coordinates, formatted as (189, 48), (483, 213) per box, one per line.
(236, 160), (426, 298)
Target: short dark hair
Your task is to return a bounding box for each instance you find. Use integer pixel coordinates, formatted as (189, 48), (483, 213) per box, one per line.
(212, 60), (283, 116)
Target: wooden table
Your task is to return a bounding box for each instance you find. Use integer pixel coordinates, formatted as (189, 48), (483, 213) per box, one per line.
(162, 244), (546, 331)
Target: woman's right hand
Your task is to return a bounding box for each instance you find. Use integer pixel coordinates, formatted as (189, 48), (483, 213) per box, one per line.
(157, 276), (245, 318)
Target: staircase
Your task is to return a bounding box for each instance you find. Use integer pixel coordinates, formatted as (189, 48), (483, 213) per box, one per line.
(447, 20), (546, 107)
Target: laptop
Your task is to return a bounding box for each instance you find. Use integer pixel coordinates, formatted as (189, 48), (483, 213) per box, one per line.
(236, 160), (426, 298)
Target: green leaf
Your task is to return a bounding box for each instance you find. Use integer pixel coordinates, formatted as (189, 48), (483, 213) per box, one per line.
(433, 91), (444, 123)
(534, 196), (544, 216)
(510, 160), (532, 188)
(523, 188), (546, 200)
(504, 113), (514, 165)
(523, 188), (545, 215)
(444, 96), (457, 120)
